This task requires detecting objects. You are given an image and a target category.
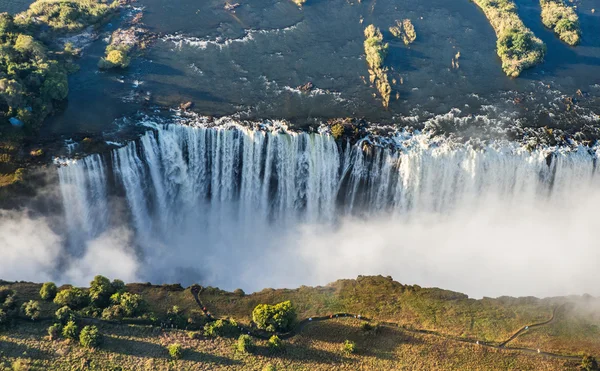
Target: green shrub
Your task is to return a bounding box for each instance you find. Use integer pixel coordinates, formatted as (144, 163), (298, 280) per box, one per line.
(80, 306), (102, 318)
(111, 279), (125, 293)
(0, 13), (14, 33)
(0, 286), (14, 304)
(62, 320), (78, 340)
(55, 306), (76, 324)
(110, 292), (145, 317)
(20, 300), (41, 320)
(89, 275), (116, 308)
(582, 355), (599, 371)
(53, 287), (89, 309)
(236, 334), (254, 353)
(102, 304), (125, 320)
(204, 319), (240, 338)
(252, 301), (296, 332)
(168, 343), (183, 360)
(48, 323), (62, 340)
(268, 335), (284, 352)
(263, 365), (277, 371)
(98, 49), (130, 69)
(0, 309), (8, 327)
(40, 282), (57, 301)
(233, 288), (245, 296)
(341, 340), (356, 354)
(79, 325), (102, 348)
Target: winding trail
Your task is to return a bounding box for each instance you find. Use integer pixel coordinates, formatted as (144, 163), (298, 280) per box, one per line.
(499, 303), (566, 348)
(190, 285), (582, 361)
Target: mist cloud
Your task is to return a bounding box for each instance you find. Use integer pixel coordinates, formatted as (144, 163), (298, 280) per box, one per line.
(1, 183), (599, 299)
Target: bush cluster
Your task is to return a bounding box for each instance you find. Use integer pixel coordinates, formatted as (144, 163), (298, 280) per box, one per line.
(40, 282), (57, 301)
(204, 319), (240, 338)
(0, 13), (71, 133)
(236, 334), (255, 353)
(16, 0), (116, 33)
(0, 286), (17, 327)
(389, 19), (416, 45)
(79, 325), (102, 348)
(252, 301), (297, 332)
(98, 46), (130, 70)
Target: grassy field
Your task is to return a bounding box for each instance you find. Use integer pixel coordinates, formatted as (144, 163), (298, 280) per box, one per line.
(0, 276), (598, 370)
(0, 318), (583, 370)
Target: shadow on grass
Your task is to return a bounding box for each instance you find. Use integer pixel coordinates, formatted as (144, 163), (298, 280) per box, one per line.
(103, 336), (240, 366)
(254, 343), (351, 364)
(289, 320), (425, 361)
(0, 339), (51, 359)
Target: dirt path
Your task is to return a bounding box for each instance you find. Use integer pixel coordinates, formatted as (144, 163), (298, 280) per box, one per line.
(190, 286), (581, 361)
(499, 303), (566, 347)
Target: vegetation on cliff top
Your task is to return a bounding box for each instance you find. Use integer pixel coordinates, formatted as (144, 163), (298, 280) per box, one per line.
(541, 0), (581, 45)
(0, 0), (117, 186)
(363, 25), (391, 107)
(15, 0), (116, 33)
(0, 276), (597, 370)
(389, 19), (416, 45)
(471, 0), (546, 77)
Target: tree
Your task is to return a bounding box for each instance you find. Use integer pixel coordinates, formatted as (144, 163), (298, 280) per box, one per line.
(109, 292), (145, 317)
(40, 282), (57, 301)
(55, 306), (76, 324)
(62, 320), (78, 340)
(48, 323), (61, 340)
(89, 275), (116, 308)
(236, 334), (254, 353)
(252, 301), (296, 332)
(41, 71), (68, 101)
(21, 300), (41, 320)
(14, 34), (46, 59)
(53, 287), (89, 309)
(0, 13), (14, 34)
(111, 279), (125, 293)
(168, 343), (183, 359)
(79, 325), (102, 348)
(0, 309), (7, 328)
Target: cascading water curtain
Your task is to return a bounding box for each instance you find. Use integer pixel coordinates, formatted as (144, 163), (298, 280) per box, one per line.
(58, 123), (600, 248)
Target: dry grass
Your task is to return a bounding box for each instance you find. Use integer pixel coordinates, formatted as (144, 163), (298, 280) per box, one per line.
(0, 318), (581, 370)
(511, 299), (600, 356)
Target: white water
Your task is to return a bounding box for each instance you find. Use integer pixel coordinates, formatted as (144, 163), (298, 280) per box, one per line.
(55, 120), (600, 296)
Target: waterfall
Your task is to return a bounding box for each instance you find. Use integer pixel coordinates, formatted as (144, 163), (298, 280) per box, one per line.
(57, 122), (599, 252)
